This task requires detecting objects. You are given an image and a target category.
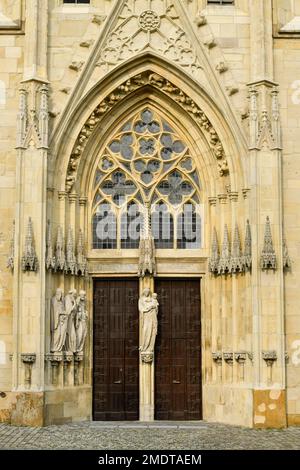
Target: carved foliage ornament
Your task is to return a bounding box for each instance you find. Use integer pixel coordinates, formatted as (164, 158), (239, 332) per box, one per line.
(66, 71), (228, 193)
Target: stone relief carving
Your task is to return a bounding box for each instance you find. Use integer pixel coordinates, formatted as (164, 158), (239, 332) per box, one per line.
(260, 216), (277, 271)
(65, 71), (228, 193)
(96, 2), (201, 76)
(139, 288), (159, 363)
(50, 288), (68, 353)
(7, 219), (15, 271)
(21, 217), (38, 272)
(138, 203), (156, 278)
(16, 82), (49, 150)
(248, 83), (281, 150)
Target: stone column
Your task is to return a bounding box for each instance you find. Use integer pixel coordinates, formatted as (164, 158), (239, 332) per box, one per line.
(139, 275), (155, 422)
(249, 0), (286, 428)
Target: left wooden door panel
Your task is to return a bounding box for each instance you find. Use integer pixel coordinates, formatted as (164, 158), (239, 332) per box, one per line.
(93, 279), (139, 420)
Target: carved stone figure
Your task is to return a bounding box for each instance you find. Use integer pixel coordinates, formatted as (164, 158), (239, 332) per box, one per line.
(75, 290), (88, 353)
(139, 289), (159, 362)
(50, 288), (68, 353)
(65, 289), (77, 353)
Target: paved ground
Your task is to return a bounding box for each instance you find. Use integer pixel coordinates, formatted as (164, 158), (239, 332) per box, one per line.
(0, 421), (299, 450)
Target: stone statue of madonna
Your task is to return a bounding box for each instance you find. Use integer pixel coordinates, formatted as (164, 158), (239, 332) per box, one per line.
(139, 288), (159, 362)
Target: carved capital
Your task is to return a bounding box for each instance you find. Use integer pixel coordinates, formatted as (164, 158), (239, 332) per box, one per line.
(141, 352), (154, 363)
(68, 193), (78, 204)
(21, 353), (36, 364)
(262, 350), (277, 366)
(79, 196), (88, 207)
(212, 351), (222, 364)
(58, 190), (67, 201)
(63, 352), (74, 363)
(217, 194), (228, 205)
(223, 352), (233, 364)
(234, 352), (247, 364)
(208, 197), (217, 207)
(74, 352), (84, 363)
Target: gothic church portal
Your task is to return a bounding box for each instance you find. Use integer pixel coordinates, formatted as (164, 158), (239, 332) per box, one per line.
(0, 0), (299, 429)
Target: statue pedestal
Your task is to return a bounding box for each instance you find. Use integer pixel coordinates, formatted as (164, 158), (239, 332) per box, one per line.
(139, 356), (154, 421)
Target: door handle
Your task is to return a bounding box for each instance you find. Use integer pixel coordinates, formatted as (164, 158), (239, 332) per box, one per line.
(173, 380), (180, 384)
(113, 380), (122, 384)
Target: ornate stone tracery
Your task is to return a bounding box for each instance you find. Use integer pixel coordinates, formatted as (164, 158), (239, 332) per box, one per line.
(91, 107), (202, 250)
(65, 71), (229, 193)
(96, 2), (201, 75)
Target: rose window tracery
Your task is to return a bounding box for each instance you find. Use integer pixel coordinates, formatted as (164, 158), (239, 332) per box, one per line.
(92, 108), (202, 249)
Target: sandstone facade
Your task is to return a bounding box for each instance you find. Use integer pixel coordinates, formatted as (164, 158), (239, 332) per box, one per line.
(0, 0), (299, 428)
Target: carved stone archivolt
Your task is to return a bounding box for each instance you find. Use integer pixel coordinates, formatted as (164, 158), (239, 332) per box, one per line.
(139, 288), (159, 363)
(65, 71), (229, 193)
(50, 288), (88, 355)
(209, 221), (252, 276)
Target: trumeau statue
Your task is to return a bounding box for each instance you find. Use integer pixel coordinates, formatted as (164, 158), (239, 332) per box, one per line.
(139, 288), (159, 363)
(50, 288), (67, 352)
(65, 289), (78, 353)
(75, 290), (88, 353)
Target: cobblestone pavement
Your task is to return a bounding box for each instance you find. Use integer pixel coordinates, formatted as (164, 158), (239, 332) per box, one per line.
(0, 421), (299, 450)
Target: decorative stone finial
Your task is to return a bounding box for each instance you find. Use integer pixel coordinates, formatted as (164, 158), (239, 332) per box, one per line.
(138, 203), (156, 278)
(76, 229), (88, 276)
(65, 226), (77, 275)
(21, 218), (38, 272)
(209, 228), (219, 274)
(260, 217), (277, 270)
(55, 226), (66, 272)
(7, 220), (15, 271)
(230, 224), (245, 274)
(218, 225), (231, 275)
(244, 220), (252, 270)
(46, 220), (55, 271)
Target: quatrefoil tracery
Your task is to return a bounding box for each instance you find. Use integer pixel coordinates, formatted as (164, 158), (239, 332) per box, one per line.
(93, 108), (200, 211)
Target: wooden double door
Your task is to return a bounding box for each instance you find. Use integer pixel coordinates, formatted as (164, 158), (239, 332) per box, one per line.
(93, 278), (202, 421)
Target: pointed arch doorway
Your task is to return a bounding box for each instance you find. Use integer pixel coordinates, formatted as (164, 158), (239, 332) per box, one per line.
(90, 106), (203, 421)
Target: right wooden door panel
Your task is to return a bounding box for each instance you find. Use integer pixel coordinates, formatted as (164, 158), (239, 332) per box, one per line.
(155, 279), (202, 420)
